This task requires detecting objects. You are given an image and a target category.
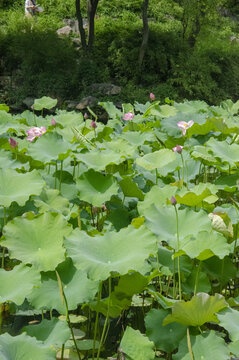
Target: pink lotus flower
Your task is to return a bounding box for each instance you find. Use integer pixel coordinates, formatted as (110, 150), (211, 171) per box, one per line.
(172, 145), (183, 154)
(150, 93), (155, 101)
(91, 120), (97, 129)
(177, 120), (194, 136)
(9, 137), (18, 148)
(26, 126), (46, 142)
(51, 118), (56, 126)
(123, 112), (134, 121)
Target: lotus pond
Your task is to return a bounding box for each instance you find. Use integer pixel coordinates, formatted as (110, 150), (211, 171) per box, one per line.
(1, 97), (239, 359)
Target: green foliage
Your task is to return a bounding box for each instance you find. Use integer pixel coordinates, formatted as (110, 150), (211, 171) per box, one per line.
(0, 98), (239, 358)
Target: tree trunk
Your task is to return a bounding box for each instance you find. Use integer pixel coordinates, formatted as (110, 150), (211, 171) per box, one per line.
(87, 0), (99, 51)
(138, 0), (149, 72)
(75, 0), (87, 50)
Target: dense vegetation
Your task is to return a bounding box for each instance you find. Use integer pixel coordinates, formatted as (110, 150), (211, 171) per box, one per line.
(1, 96), (239, 359)
(0, 0), (239, 106)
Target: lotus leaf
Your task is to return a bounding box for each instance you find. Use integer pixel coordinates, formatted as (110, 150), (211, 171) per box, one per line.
(3, 212), (71, 271)
(0, 263), (40, 305)
(33, 96), (57, 110)
(120, 327), (155, 360)
(0, 332), (56, 360)
(136, 149), (176, 171)
(27, 258), (98, 313)
(173, 331), (230, 360)
(144, 205), (211, 244)
(163, 293), (227, 326)
(0, 169), (45, 207)
(145, 308), (186, 353)
(28, 132), (71, 163)
(23, 318), (71, 346)
(64, 225), (157, 281)
(76, 169), (119, 206)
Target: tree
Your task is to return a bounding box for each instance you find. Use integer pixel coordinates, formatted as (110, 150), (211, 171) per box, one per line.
(75, 0), (100, 52)
(138, 0), (149, 72)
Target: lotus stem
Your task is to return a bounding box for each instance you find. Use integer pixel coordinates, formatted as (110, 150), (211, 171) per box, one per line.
(93, 281), (102, 360)
(174, 205), (182, 300)
(1, 207), (6, 268)
(194, 261), (201, 295)
(97, 277), (111, 359)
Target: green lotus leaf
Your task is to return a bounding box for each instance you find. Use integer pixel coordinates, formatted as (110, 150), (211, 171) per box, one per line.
(23, 318), (71, 347)
(33, 96), (57, 110)
(119, 177), (145, 200)
(28, 132), (71, 163)
(75, 149), (125, 171)
(228, 340), (239, 357)
(145, 308), (186, 353)
(157, 247), (193, 276)
(120, 327), (155, 360)
(0, 150), (19, 169)
(138, 184), (178, 214)
(0, 169), (45, 207)
(0, 104), (9, 112)
(27, 258), (98, 313)
(217, 308), (239, 342)
(175, 183), (218, 206)
(0, 264), (40, 305)
(64, 225), (157, 281)
(144, 205), (211, 245)
(176, 230), (230, 260)
(160, 113), (205, 137)
(121, 131), (154, 146)
(182, 267), (211, 294)
(3, 212), (71, 271)
(136, 149), (176, 171)
(99, 101), (122, 119)
(203, 256), (237, 287)
(103, 138), (137, 157)
(174, 100), (209, 113)
(191, 145), (218, 165)
(163, 293), (227, 326)
(173, 331), (230, 360)
(53, 111), (84, 127)
(76, 169), (119, 207)
(0, 332), (56, 360)
(90, 272), (149, 318)
(215, 174), (239, 192)
(206, 137), (239, 166)
(33, 188), (70, 216)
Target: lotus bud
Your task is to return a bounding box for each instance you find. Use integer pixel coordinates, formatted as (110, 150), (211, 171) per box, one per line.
(171, 196), (177, 206)
(172, 145), (183, 154)
(150, 92), (155, 101)
(9, 137), (18, 148)
(84, 112), (88, 119)
(51, 118), (56, 126)
(91, 120), (97, 129)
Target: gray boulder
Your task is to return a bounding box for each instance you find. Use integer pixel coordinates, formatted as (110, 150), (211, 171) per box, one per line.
(65, 100), (79, 111)
(57, 26), (72, 36)
(91, 83), (121, 95)
(76, 96), (98, 110)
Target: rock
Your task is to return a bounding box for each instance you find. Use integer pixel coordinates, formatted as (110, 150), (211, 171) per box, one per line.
(65, 100), (78, 111)
(57, 26), (72, 36)
(91, 83), (121, 95)
(63, 18), (88, 33)
(76, 96), (98, 110)
(22, 97), (34, 109)
(230, 35), (239, 43)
